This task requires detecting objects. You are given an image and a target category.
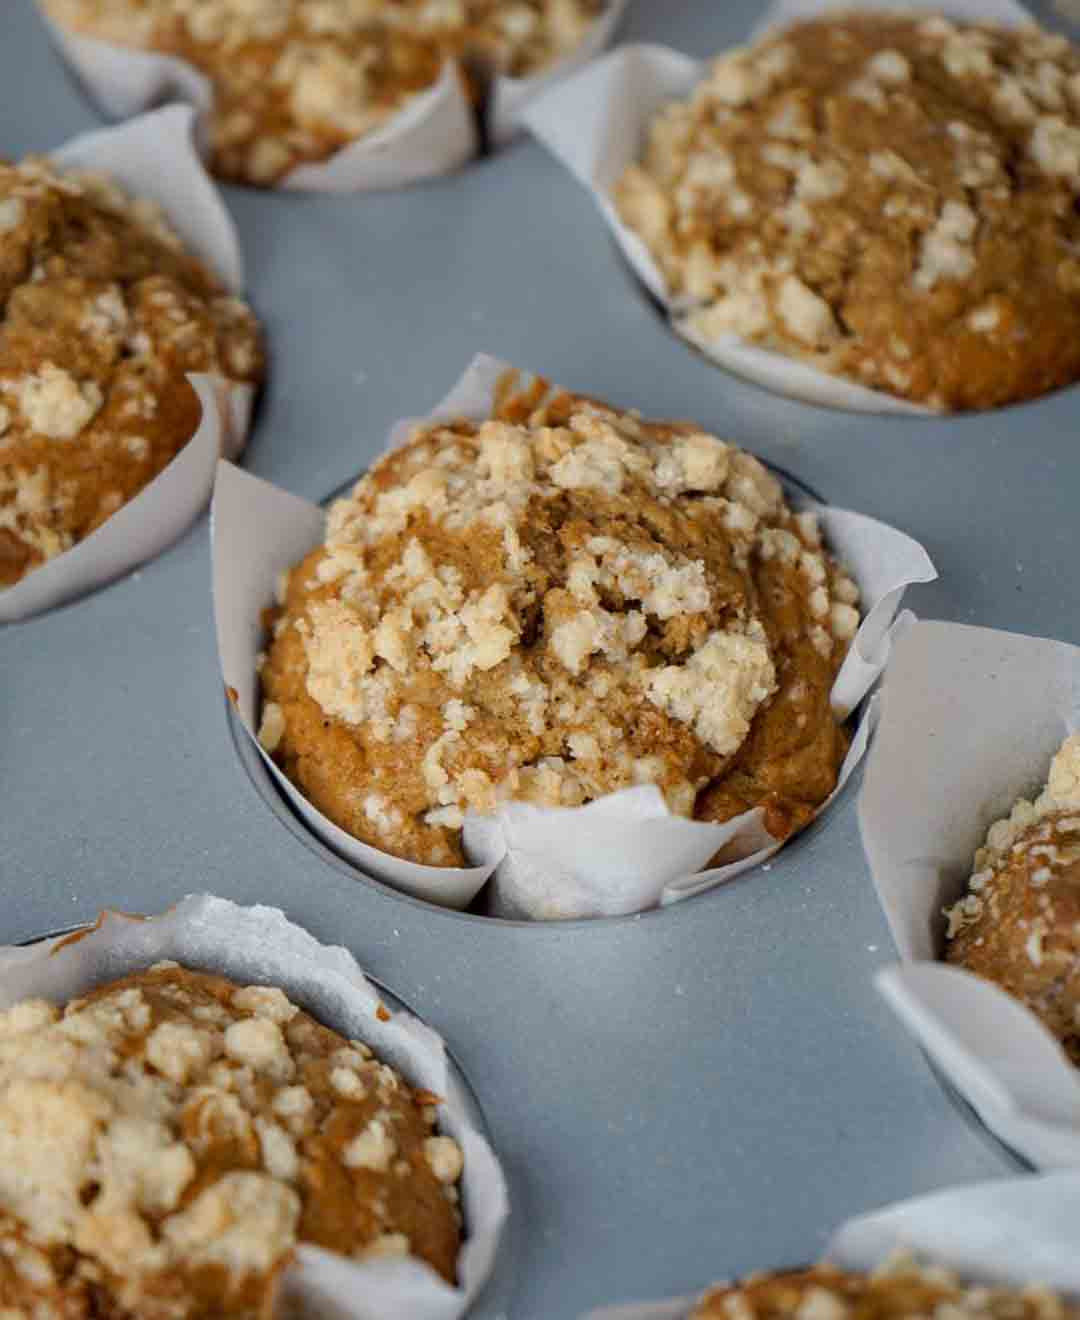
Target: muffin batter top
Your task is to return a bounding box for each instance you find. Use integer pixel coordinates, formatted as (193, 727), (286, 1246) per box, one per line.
(0, 158), (261, 588)
(616, 14), (1080, 411)
(259, 376), (859, 868)
(43, 0), (608, 184)
(946, 733), (1080, 1064)
(0, 962), (463, 1318)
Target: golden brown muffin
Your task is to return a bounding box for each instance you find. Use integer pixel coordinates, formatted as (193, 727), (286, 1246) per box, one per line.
(258, 374), (860, 869)
(946, 734), (1080, 1064)
(615, 14), (1080, 412)
(0, 158), (262, 589)
(0, 962), (463, 1318)
(691, 1257), (1076, 1320)
(42, 0), (608, 186)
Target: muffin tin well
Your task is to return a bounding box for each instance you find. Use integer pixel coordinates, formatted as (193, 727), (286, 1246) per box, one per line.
(5, 0), (1080, 1316)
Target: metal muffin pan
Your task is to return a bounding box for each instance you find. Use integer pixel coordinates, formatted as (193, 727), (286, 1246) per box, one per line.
(5, 0), (1080, 1316)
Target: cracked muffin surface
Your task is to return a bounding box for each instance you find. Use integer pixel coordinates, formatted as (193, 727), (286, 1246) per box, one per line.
(0, 962), (463, 1318)
(0, 158), (262, 589)
(690, 1256), (1077, 1320)
(616, 13), (1080, 411)
(42, 0), (609, 185)
(258, 375), (860, 869)
(946, 733), (1080, 1064)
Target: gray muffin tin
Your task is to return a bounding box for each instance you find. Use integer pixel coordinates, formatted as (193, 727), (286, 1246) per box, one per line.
(5, 0), (1079, 1315)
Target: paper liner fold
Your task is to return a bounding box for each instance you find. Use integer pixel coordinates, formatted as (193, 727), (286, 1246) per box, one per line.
(858, 620), (1080, 1168)
(0, 896), (509, 1320)
(523, 0), (1033, 415)
(213, 353), (934, 919)
(0, 106), (252, 623)
(40, 2), (628, 191)
(581, 1173), (1080, 1319)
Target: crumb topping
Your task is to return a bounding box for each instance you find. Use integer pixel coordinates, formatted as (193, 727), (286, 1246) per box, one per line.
(615, 14), (1080, 411)
(0, 964), (462, 1318)
(260, 375), (859, 868)
(691, 1254), (1077, 1320)
(44, 0), (608, 185)
(946, 734), (1080, 1065)
(0, 157), (262, 590)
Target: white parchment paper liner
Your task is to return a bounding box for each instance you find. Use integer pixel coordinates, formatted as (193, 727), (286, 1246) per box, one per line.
(858, 620), (1080, 1169)
(212, 353), (935, 918)
(40, 1), (627, 190)
(579, 1172), (1080, 1320)
(0, 895), (508, 1320)
(523, 0), (1032, 415)
(0, 105), (253, 623)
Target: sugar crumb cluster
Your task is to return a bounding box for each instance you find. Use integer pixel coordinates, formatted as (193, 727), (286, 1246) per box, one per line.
(616, 14), (1080, 411)
(259, 381), (859, 868)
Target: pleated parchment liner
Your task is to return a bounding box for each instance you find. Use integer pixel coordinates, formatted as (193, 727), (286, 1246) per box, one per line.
(0, 895), (508, 1320)
(523, 0), (1034, 415)
(38, 0), (629, 193)
(859, 620), (1080, 1170)
(579, 1172), (1080, 1320)
(0, 104), (253, 624)
(213, 353), (935, 919)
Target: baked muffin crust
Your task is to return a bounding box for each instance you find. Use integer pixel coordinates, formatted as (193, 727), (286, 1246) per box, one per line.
(946, 734), (1080, 1063)
(43, 0), (608, 185)
(0, 158), (262, 588)
(616, 14), (1080, 411)
(0, 962), (463, 1318)
(691, 1256), (1076, 1320)
(259, 376), (859, 869)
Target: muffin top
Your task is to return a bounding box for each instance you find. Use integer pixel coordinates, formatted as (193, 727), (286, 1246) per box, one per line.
(946, 733), (1080, 1063)
(691, 1255), (1075, 1320)
(0, 157), (262, 588)
(615, 14), (1080, 411)
(258, 377), (859, 868)
(43, 0), (608, 185)
(0, 962), (463, 1319)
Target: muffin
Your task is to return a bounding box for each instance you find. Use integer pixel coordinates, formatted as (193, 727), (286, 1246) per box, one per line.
(945, 733), (1080, 1063)
(615, 14), (1080, 412)
(0, 157), (262, 588)
(42, 0), (609, 185)
(690, 1256), (1075, 1320)
(258, 374), (860, 869)
(0, 961), (463, 1317)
